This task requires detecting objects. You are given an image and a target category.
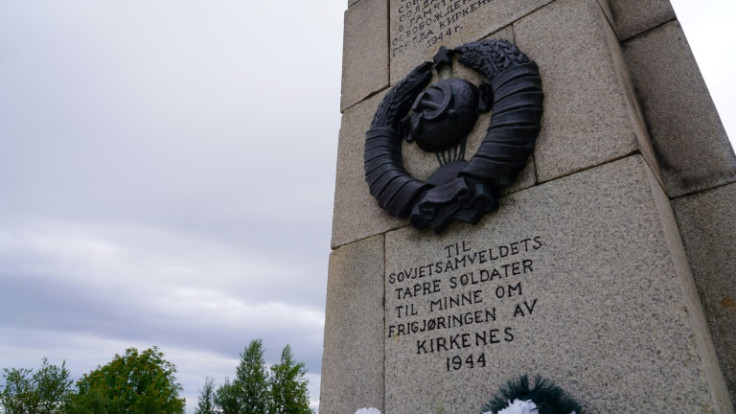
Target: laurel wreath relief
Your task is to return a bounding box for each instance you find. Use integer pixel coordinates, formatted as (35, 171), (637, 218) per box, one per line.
(364, 39), (543, 233)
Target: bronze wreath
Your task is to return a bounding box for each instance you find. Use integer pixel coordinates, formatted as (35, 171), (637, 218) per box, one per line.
(364, 39), (543, 233)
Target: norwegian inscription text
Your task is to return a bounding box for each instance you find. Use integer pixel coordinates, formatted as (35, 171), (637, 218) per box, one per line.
(386, 236), (544, 372)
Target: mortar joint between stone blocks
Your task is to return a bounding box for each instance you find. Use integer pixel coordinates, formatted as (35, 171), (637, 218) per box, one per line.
(619, 17), (678, 45)
(669, 177), (736, 203)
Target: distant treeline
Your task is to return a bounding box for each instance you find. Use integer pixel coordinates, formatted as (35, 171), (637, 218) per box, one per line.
(0, 340), (312, 414)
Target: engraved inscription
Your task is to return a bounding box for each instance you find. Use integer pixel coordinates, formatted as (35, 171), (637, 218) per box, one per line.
(392, 0), (496, 56)
(386, 237), (544, 372)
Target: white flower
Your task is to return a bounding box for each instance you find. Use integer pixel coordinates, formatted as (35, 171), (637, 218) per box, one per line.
(483, 399), (538, 414)
(354, 407), (382, 414)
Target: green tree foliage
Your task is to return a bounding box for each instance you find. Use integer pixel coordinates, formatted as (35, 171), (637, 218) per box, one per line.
(67, 346), (185, 414)
(268, 345), (310, 414)
(213, 340), (312, 414)
(0, 367), (35, 414)
(0, 357), (72, 414)
(194, 377), (217, 414)
(214, 378), (239, 414)
(234, 339), (269, 414)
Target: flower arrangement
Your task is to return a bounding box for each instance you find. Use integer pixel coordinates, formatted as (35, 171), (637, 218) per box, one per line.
(481, 375), (583, 414)
(353, 375), (582, 414)
(354, 408), (382, 414)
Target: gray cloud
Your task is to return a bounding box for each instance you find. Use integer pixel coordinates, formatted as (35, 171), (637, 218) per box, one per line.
(0, 1), (342, 412)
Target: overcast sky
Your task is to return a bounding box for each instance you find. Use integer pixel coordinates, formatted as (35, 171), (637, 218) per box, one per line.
(0, 1), (733, 413)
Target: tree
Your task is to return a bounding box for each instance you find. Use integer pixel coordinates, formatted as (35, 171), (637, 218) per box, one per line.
(236, 339), (270, 413)
(268, 345), (311, 414)
(228, 339), (269, 414)
(67, 346), (184, 414)
(194, 377), (217, 414)
(0, 357), (72, 414)
(0, 367), (35, 414)
(214, 378), (239, 414)
(213, 340), (313, 414)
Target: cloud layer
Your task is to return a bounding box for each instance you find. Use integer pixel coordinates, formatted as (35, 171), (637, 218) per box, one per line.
(0, 1), (342, 411)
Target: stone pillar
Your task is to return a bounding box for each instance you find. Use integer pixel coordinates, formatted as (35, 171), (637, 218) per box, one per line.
(322, 0), (735, 412)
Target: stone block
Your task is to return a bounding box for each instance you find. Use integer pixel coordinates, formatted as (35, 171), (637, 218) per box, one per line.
(388, 0), (553, 83)
(332, 92), (407, 249)
(623, 21), (736, 198)
(320, 235), (385, 414)
(348, 0), (361, 7)
(342, 0), (389, 111)
(609, 0), (676, 40)
(673, 183), (736, 400)
(514, 0), (657, 184)
(383, 155), (732, 413)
